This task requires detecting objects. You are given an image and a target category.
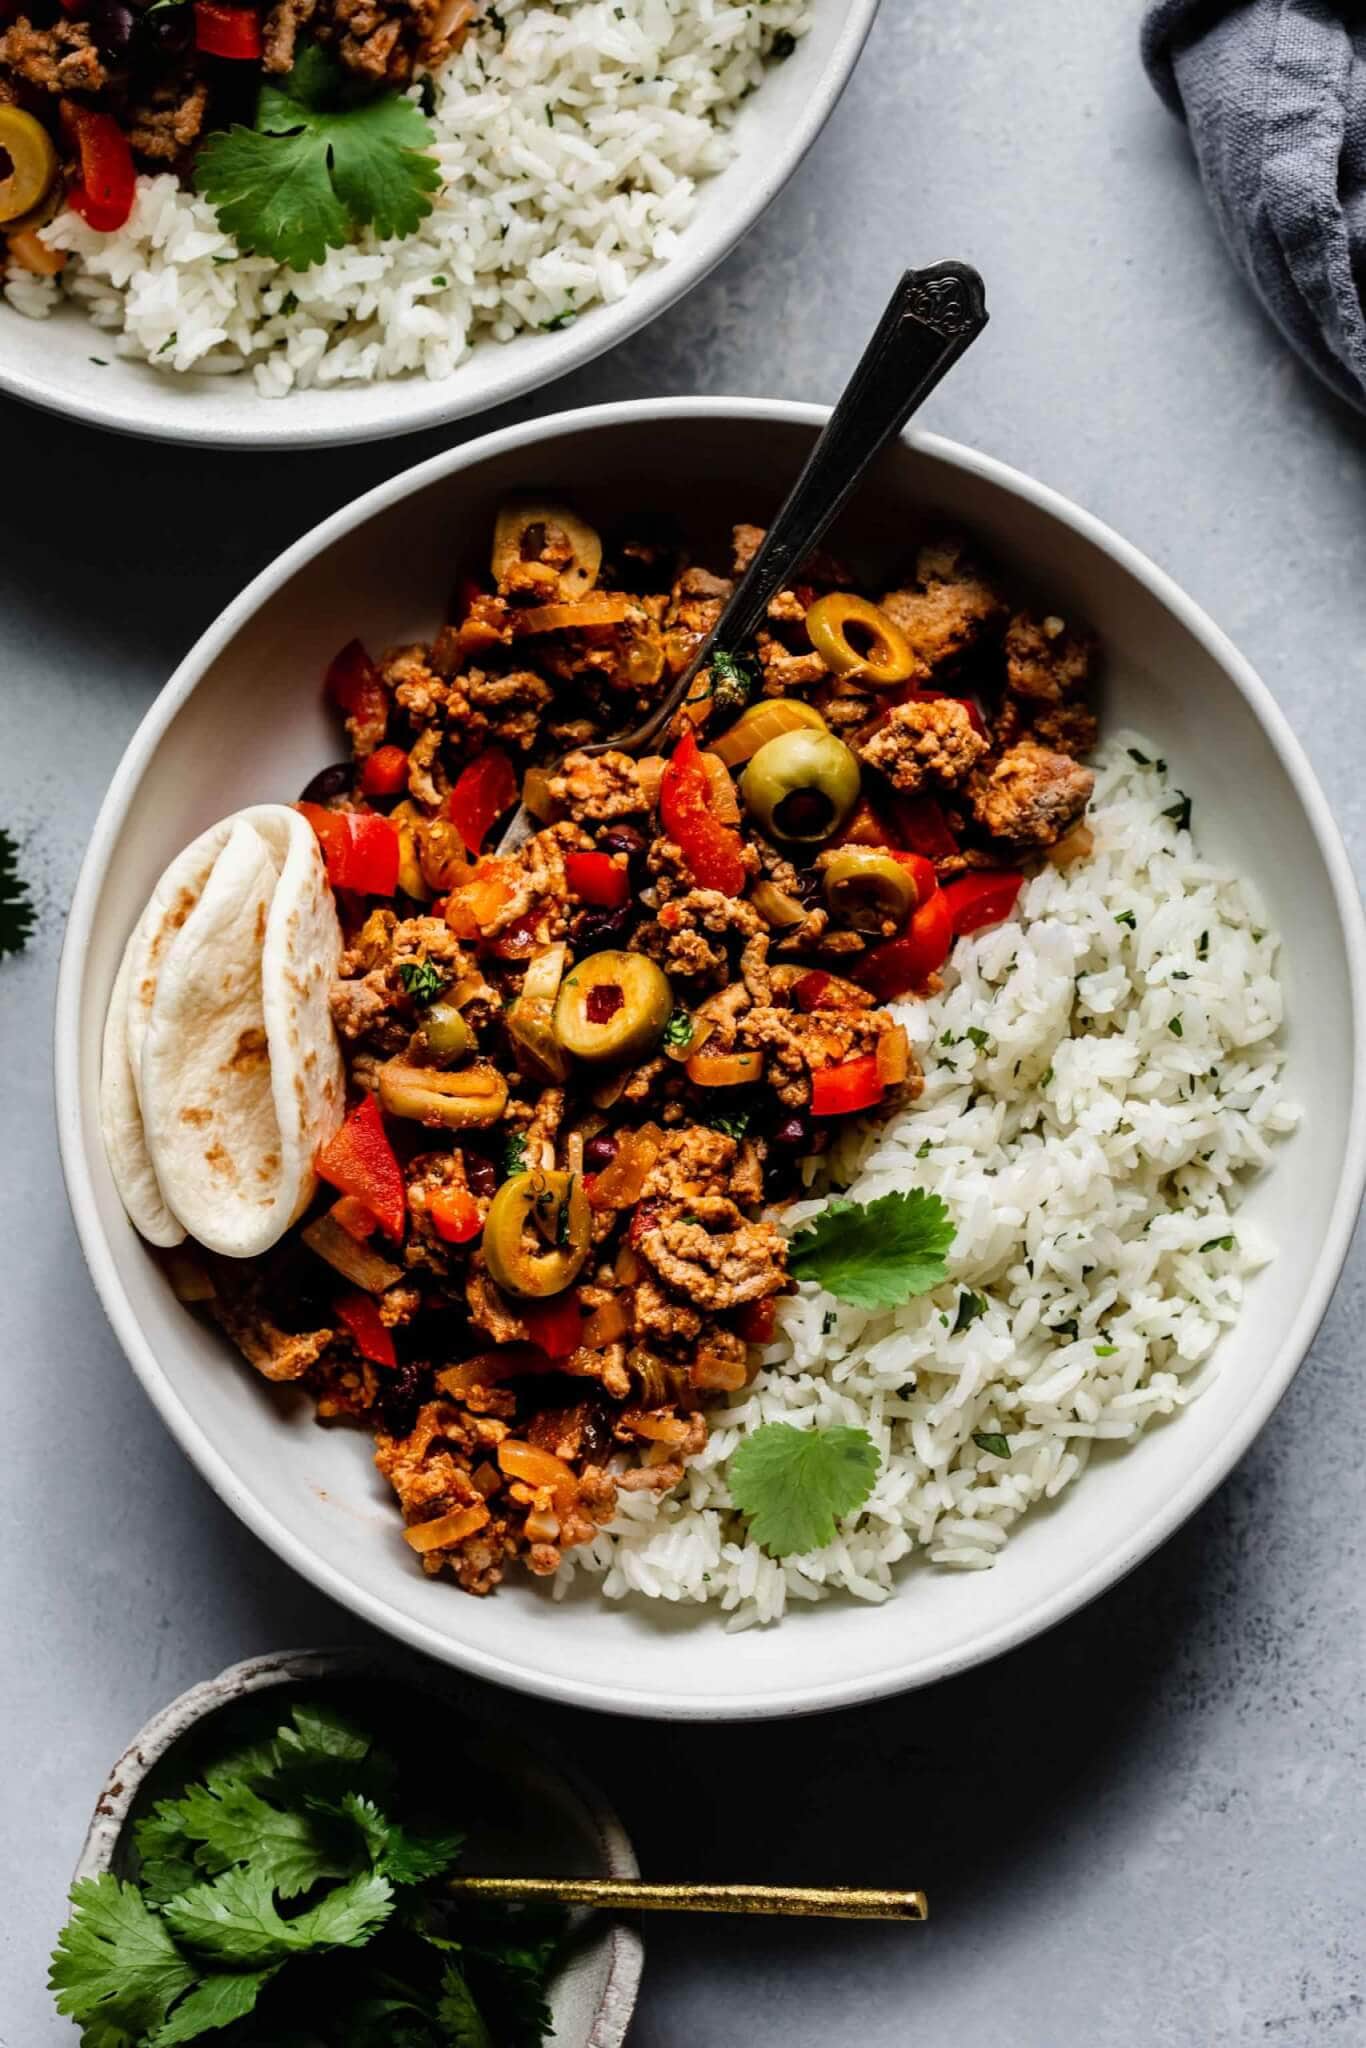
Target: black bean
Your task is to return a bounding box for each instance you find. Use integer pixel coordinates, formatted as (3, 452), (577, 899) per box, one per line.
(93, 0), (136, 52)
(145, 4), (191, 50)
(583, 1132), (619, 1173)
(573, 904), (633, 951)
(597, 823), (646, 860)
(377, 1359), (429, 1440)
(771, 1113), (811, 1151)
(297, 760), (354, 805)
(462, 1149), (498, 1200)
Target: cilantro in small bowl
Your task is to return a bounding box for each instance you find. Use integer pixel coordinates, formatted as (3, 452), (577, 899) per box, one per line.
(51, 1654), (641, 2048)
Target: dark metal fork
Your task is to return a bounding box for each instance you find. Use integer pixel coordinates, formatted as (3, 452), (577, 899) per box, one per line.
(498, 260), (988, 852)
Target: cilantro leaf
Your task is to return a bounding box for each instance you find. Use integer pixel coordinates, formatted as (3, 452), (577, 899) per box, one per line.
(337, 1791), (465, 1885)
(0, 827), (35, 958)
(729, 1422), (880, 1557)
(707, 647), (757, 717)
(501, 1131), (528, 1179)
(133, 1805), (201, 1904)
(49, 1874), (196, 2039)
(788, 1189), (955, 1308)
(972, 1431), (1011, 1459)
(663, 1005), (693, 1051)
(162, 1865), (392, 1964)
(148, 1966), (278, 2046)
(952, 1289), (988, 1334)
(437, 1963), (495, 2048)
(1163, 790), (1192, 833)
(399, 958), (447, 1005)
(195, 46), (440, 271)
(143, 1778), (349, 1899)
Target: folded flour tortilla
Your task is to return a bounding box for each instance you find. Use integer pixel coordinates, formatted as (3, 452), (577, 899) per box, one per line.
(100, 804), (344, 1257)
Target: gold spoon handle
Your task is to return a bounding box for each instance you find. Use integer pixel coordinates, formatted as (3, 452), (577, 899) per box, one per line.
(447, 1877), (927, 1921)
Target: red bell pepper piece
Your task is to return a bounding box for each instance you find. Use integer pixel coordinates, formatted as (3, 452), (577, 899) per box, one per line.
(885, 849), (940, 908)
(429, 1186), (483, 1245)
(811, 1054), (885, 1119)
(660, 728), (747, 895)
(942, 870), (1024, 935)
(324, 637), (387, 728)
(857, 889), (955, 1001)
(564, 849), (629, 908)
(297, 804), (400, 897)
(448, 749), (518, 856)
(736, 1296), (777, 1345)
(66, 109), (135, 232)
(888, 792), (959, 860)
(520, 1292), (583, 1360)
(193, 0), (262, 56)
(316, 1095), (406, 1242)
(334, 1291), (397, 1370)
(360, 744), (409, 799)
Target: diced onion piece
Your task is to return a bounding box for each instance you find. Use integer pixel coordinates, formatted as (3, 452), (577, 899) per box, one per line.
(701, 752), (741, 823)
(588, 1125), (662, 1209)
(520, 943), (568, 1005)
(492, 501), (602, 601)
(876, 1023), (910, 1087)
(302, 1213), (404, 1293)
(1048, 822), (1094, 868)
(623, 1411), (693, 1443)
(750, 879), (807, 929)
(524, 1509), (561, 1544)
(522, 764), (559, 821)
(514, 593), (631, 634)
(691, 1349), (748, 1391)
(437, 1346), (554, 1397)
(636, 756), (665, 810)
(710, 698), (828, 768)
(403, 1502), (491, 1553)
(498, 1437), (578, 1508)
(581, 1295), (630, 1349)
(685, 1049), (765, 1087)
(614, 1243), (643, 1285)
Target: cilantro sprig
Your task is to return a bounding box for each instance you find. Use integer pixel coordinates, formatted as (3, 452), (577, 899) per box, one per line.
(50, 1699), (561, 2047)
(788, 1188), (955, 1309)
(195, 44), (441, 271)
(729, 1423), (880, 1557)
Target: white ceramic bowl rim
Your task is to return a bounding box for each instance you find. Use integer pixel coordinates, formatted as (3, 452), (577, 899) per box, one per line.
(0, 5), (879, 449)
(54, 397), (1366, 1718)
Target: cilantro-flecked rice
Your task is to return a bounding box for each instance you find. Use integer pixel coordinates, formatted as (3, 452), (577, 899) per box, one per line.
(555, 735), (1298, 1629)
(5, 0), (808, 393)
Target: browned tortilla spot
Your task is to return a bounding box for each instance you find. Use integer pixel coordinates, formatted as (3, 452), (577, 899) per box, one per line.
(179, 1106), (212, 1127)
(204, 1142), (235, 1181)
(228, 1027), (269, 1073)
(255, 902), (268, 944)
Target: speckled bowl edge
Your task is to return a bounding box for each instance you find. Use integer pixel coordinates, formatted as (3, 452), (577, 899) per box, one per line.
(72, 1648), (643, 2048)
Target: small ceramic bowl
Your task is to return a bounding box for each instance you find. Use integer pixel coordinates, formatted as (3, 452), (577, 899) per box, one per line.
(56, 399), (1366, 1718)
(0, 2), (878, 449)
(74, 1648), (643, 2048)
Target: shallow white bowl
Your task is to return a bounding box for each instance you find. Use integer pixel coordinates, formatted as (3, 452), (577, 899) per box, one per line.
(74, 1647), (643, 2048)
(0, 6), (876, 449)
(56, 399), (1366, 1718)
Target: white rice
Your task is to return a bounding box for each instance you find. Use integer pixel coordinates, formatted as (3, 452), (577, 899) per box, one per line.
(556, 735), (1298, 1627)
(3, 0), (807, 392)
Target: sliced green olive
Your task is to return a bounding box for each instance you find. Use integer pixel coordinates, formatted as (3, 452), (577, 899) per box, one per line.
(507, 994), (571, 1084)
(554, 951), (672, 1067)
(0, 109), (58, 228)
(483, 1169), (591, 1297)
(378, 1059), (507, 1128)
(741, 729), (861, 845)
(421, 1001), (472, 1064)
(822, 847), (918, 931)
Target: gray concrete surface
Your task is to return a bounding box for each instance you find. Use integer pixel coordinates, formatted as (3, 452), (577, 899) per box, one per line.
(3, 4), (1364, 2042)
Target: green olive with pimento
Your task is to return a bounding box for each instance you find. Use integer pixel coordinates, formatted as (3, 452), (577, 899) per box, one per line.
(740, 729), (861, 845)
(821, 847), (919, 931)
(420, 1001), (472, 1064)
(482, 1169), (591, 1297)
(553, 951), (673, 1066)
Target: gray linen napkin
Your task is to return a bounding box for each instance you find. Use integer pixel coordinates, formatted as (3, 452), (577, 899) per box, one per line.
(1142, 0), (1366, 411)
